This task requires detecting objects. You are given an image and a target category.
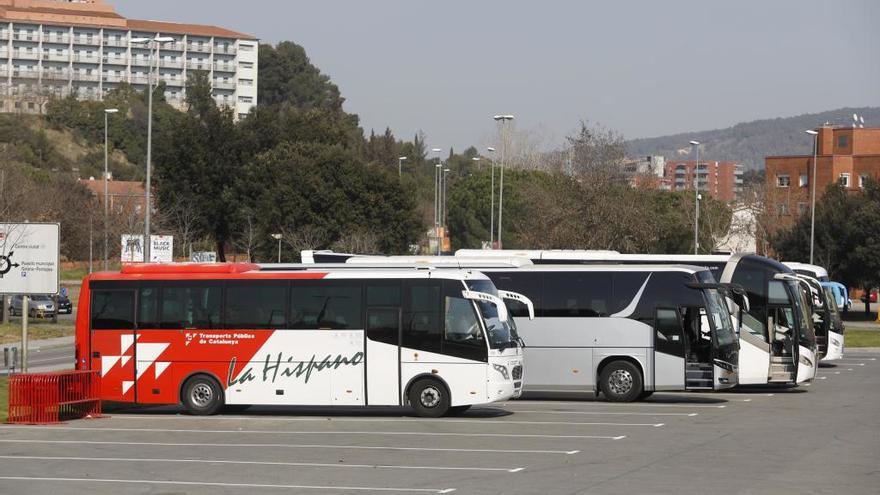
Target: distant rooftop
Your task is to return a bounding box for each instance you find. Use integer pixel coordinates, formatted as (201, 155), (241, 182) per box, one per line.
(0, 0), (256, 39)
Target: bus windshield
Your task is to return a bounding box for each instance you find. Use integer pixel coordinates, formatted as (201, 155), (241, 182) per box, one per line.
(703, 288), (738, 348)
(465, 280), (518, 349)
(790, 282), (817, 348)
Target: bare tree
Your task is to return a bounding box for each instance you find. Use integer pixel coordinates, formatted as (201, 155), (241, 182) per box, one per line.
(331, 230), (380, 254)
(163, 192), (201, 259)
(232, 208), (259, 262)
(281, 225), (329, 261)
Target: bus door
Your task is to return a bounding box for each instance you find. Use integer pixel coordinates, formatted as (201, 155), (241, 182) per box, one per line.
(89, 286), (137, 402)
(681, 307), (714, 389)
(767, 281), (798, 382)
(653, 308), (686, 390)
(365, 282), (402, 405)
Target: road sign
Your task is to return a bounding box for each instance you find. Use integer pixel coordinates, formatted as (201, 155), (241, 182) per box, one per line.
(191, 251), (217, 263)
(0, 223), (60, 295)
(121, 235), (174, 263)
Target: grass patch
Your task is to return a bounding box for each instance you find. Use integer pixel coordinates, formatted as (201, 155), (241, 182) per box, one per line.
(0, 376), (6, 422)
(60, 266), (89, 282)
(0, 321), (75, 344)
(845, 330), (880, 348)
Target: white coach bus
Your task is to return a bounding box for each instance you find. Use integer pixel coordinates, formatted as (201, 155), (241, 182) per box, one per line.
(329, 256), (740, 402)
(784, 262), (845, 361)
(79, 263), (522, 417)
(458, 250), (818, 386)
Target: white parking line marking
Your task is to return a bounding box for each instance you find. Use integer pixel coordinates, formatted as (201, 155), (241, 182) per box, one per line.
(507, 410), (697, 417)
(0, 476), (454, 493)
(0, 439), (580, 455)
(840, 357), (876, 361)
(114, 415), (661, 427)
(0, 426), (624, 440)
(834, 362), (866, 366)
(0, 455), (523, 473)
(501, 401), (726, 409)
(817, 376), (828, 380)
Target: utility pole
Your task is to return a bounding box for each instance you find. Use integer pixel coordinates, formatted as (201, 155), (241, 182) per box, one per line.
(494, 115), (515, 248)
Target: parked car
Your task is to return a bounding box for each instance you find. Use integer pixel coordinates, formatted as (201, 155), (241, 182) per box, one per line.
(8, 295), (55, 318)
(57, 294), (73, 314)
(860, 290), (878, 304)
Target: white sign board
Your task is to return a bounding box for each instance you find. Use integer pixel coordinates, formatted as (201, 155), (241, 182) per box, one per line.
(121, 235), (174, 263)
(191, 251), (217, 263)
(0, 223), (60, 295)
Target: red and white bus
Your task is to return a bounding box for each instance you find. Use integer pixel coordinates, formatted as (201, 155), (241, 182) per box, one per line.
(75, 263), (523, 417)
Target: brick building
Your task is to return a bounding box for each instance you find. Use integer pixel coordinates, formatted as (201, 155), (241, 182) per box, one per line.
(661, 160), (743, 203)
(765, 126), (880, 222)
(0, 0), (258, 117)
(78, 177), (145, 215)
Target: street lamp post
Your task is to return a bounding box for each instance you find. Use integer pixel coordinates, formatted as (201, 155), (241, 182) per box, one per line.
(271, 233), (282, 263)
(487, 147), (496, 247)
(398, 156), (407, 176)
(689, 140), (701, 254)
(494, 116), (514, 248)
(431, 148), (442, 255)
(131, 36), (174, 263)
(806, 129), (819, 264)
(103, 108), (118, 271)
(443, 168), (451, 226)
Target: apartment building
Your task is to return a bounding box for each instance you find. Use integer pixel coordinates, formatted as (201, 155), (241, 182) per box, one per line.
(662, 160), (743, 202)
(765, 125), (880, 221)
(0, 0), (257, 118)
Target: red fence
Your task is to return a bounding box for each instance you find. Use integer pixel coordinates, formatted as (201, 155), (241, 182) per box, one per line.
(7, 370), (102, 424)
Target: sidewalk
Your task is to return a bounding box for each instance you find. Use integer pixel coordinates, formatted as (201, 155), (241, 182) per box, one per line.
(2, 335), (73, 351)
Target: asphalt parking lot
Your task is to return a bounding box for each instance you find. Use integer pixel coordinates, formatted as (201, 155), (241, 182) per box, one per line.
(0, 352), (878, 495)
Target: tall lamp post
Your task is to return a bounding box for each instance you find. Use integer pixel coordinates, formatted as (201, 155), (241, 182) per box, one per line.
(487, 147), (496, 248)
(398, 156), (407, 176)
(103, 108), (118, 271)
(131, 35), (174, 262)
(442, 168), (451, 227)
(493, 115), (514, 248)
(806, 129), (819, 264)
(271, 233), (283, 263)
(689, 140), (701, 254)
(431, 148), (442, 255)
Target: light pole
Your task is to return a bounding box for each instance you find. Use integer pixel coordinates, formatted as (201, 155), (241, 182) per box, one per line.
(806, 129), (819, 264)
(131, 36), (174, 263)
(487, 147), (496, 247)
(443, 168), (451, 226)
(103, 108), (118, 271)
(271, 233), (282, 263)
(689, 140), (701, 254)
(494, 115), (514, 248)
(431, 148), (442, 255)
(398, 156), (407, 176)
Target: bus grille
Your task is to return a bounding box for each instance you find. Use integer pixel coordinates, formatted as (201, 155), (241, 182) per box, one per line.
(512, 365), (523, 380)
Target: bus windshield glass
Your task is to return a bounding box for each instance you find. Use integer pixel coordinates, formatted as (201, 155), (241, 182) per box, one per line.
(703, 288), (738, 348)
(465, 280), (518, 349)
(790, 282), (817, 347)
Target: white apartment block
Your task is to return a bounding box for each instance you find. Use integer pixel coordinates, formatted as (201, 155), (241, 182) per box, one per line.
(0, 0), (257, 119)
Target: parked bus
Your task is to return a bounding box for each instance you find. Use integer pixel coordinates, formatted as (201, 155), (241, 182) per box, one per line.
(328, 256), (739, 401)
(783, 262), (845, 361)
(457, 250), (818, 385)
(75, 263), (523, 417)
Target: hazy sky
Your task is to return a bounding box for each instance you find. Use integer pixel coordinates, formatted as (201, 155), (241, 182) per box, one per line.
(113, 0), (879, 151)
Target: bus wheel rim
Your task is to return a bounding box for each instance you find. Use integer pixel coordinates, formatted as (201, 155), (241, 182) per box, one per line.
(191, 383), (214, 407)
(609, 369), (633, 395)
(420, 386), (441, 408)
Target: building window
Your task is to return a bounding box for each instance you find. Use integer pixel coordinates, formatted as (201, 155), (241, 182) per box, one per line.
(859, 174), (869, 189)
(838, 135), (848, 148)
(238, 95), (253, 103)
(776, 174), (791, 187)
(839, 173), (850, 188)
(240, 61), (254, 68)
(239, 78), (253, 86)
(239, 44), (254, 51)
(797, 203), (809, 215)
(799, 174), (808, 187)
(777, 203), (789, 215)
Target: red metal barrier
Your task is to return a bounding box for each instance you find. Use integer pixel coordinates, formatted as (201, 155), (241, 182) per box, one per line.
(7, 370), (103, 424)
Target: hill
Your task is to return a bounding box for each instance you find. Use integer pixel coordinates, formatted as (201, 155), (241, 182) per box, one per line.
(626, 107), (880, 170)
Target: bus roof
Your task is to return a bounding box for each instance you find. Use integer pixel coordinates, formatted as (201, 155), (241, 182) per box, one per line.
(343, 255), (534, 268)
(480, 263), (713, 275)
(783, 262), (829, 279)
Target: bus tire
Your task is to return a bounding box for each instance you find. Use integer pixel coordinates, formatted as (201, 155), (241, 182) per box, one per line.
(182, 374), (224, 415)
(638, 391), (654, 400)
(408, 378), (450, 418)
(599, 360), (643, 402)
(447, 405), (471, 416)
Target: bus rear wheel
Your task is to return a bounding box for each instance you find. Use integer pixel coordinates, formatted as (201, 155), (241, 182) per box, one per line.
(408, 378), (450, 418)
(182, 375), (224, 415)
(599, 361), (643, 402)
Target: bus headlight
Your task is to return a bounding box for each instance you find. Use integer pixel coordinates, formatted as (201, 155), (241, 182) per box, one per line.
(492, 364), (509, 380)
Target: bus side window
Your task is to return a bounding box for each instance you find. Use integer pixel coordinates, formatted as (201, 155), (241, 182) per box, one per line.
(402, 282), (441, 353)
(366, 283), (401, 345)
(290, 283), (363, 330)
(160, 284), (222, 329)
(225, 282), (287, 329)
(91, 290), (135, 330)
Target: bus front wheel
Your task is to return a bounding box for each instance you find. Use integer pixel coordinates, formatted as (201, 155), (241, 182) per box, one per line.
(408, 378), (450, 418)
(182, 375), (224, 415)
(599, 361), (643, 402)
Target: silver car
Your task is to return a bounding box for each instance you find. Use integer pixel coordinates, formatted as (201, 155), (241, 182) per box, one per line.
(8, 295), (56, 318)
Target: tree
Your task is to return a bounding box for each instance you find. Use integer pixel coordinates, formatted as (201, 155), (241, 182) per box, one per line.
(258, 41), (345, 110)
